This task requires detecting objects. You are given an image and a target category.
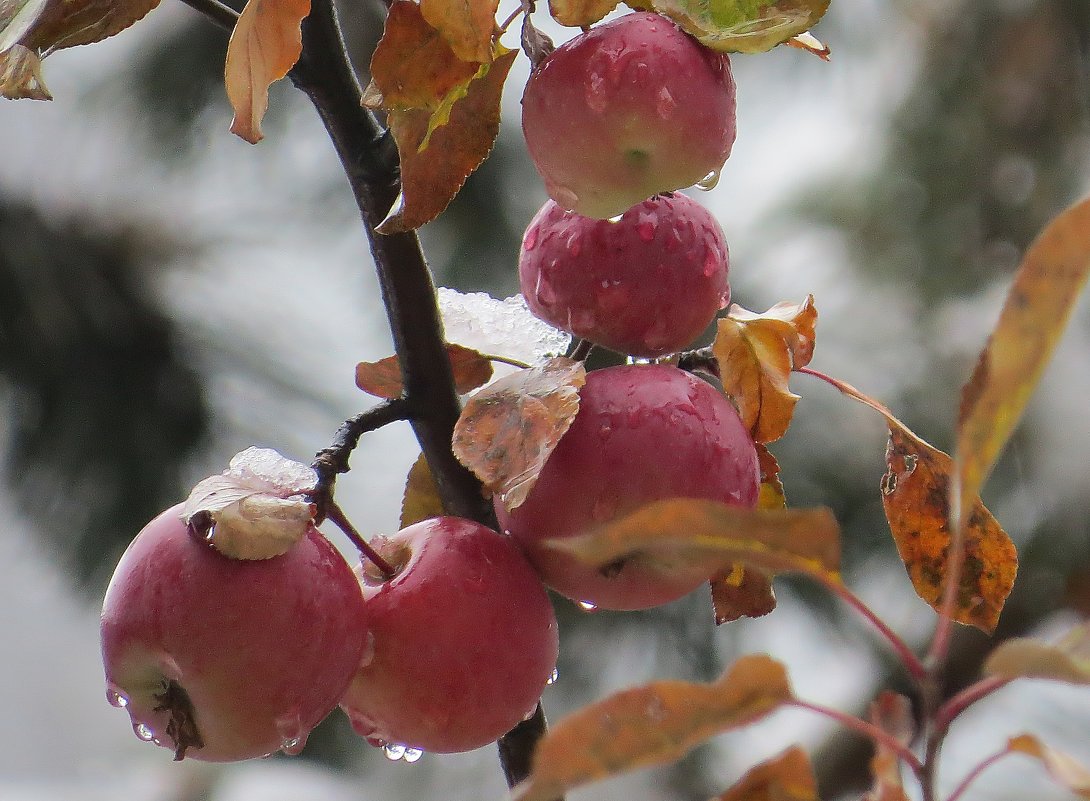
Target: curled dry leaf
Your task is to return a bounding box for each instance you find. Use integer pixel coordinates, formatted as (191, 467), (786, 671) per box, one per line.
(955, 196), (1090, 529)
(629, 0), (830, 54)
(811, 371), (1017, 634)
(183, 447), (318, 560)
(399, 453), (445, 529)
(453, 356), (586, 510)
(355, 343), (493, 399)
(715, 745), (818, 801)
(512, 655), (793, 801)
(713, 296), (817, 444)
(367, 2), (517, 232)
(1, 0), (160, 99)
(225, 0), (311, 143)
(1009, 734), (1090, 798)
(548, 497), (840, 584)
(710, 444), (783, 625)
(548, 0), (620, 28)
(984, 622), (1090, 684)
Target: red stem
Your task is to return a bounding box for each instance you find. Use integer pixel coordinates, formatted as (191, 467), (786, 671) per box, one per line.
(791, 698), (923, 775)
(944, 745), (1015, 801)
(933, 676), (1011, 738)
(325, 501), (396, 579)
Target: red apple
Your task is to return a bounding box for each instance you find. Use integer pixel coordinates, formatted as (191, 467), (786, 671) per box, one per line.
(521, 12), (736, 220)
(495, 364), (759, 611)
(520, 193), (730, 356)
(339, 517), (559, 753)
(100, 503), (369, 761)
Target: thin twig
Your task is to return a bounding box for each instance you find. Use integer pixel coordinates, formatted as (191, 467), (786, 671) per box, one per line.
(176, 0), (238, 30)
(791, 698), (924, 775)
(944, 745), (1015, 801)
(933, 676), (1010, 739)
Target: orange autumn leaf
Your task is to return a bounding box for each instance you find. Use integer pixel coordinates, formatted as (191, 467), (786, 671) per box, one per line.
(1009, 735), (1090, 798)
(400, 453), (445, 528)
(356, 343), (493, 399)
(367, 2), (516, 232)
(548, 0), (620, 27)
(811, 371), (1017, 633)
(452, 356), (585, 510)
(715, 746), (818, 801)
(512, 655), (793, 801)
(420, 0), (498, 64)
(862, 692), (914, 801)
(548, 497), (840, 584)
(955, 196), (1090, 529)
(984, 622), (1090, 684)
(1, 0), (160, 99)
(710, 444), (782, 624)
(713, 296), (817, 443)
(225, 0), (310, 143)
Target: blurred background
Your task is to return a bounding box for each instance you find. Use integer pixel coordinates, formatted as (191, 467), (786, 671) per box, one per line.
(1, 0), (1089, 799)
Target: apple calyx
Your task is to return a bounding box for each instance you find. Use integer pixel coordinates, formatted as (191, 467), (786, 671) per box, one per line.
(153, 679), (204, 761)
(183, 447), (319, 560)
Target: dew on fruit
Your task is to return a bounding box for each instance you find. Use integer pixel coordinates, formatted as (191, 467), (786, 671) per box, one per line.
(585, 71), (608, 113)
(384, 743), (407, 761)
(275, 711), (309, 756)
(403, 747), (424, 763)
(133, 722), (156, 742)
(703, 248), (720, 277)
(656, 85), (677, 119)
(547, 667), (559, 685)
(577, 600), (598, 612)
(359, 631), (376, 668)
(636, 213), (657, 242)
(566, 233), (582, 257)
(552, 186), (580, 212)
(106, 685), (129, 708)
(696, 169), (721, 191)
(523, 227), (538, 251)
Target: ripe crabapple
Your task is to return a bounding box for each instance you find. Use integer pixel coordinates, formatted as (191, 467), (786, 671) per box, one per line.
(521, 11), (736, 220)
(339, 516), (559, 753)
(495, 364), (759, 611)
(520, 193), (730, 356)
(100, 503), (369, 761)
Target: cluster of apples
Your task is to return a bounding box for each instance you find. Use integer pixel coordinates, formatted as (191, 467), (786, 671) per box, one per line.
(99, 10), (758, 765)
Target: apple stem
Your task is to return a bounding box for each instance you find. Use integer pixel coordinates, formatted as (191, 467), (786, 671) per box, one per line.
(326, 500), (398, 579)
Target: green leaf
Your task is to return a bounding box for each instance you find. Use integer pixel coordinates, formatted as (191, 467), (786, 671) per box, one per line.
(635, 0), (830, 54)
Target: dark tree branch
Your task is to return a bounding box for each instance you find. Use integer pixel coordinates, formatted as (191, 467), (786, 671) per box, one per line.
(176, 0), (238, 30)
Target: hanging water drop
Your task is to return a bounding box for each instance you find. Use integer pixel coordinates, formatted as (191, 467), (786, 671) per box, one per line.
(402, 747), (424, 763)
(577, 600), (598, 612)
(546, 667), (559, 685)
(106, 686), (129, 708)
(384, 743), (407, 761)
(134, 722), (155, 742)
(695, 169), (720, 191)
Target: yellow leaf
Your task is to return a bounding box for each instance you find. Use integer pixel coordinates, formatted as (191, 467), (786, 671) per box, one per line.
(400, 453), (445, 528)
(356, 343), (493, 399)
(548, 0), (619, 27)
(1009, 734), (1090, 798)
(453, 356), (585, 510)
(225, 0), (311, 144)
(0, 43), (48, 99)
(715, 746), (817, 801)
(955, 196), (1090, 529)
(420, 0), (498, 64)
(512, 655), (793, 801)
(547, 497), (840, 583)
(713, 297), (817, 443)
(985, 622), (1090, 684)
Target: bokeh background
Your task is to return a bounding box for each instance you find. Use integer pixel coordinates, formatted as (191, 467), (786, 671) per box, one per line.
(2, 0), (1089, 799)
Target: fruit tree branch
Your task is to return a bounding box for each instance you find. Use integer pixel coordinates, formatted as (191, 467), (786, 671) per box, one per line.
(176, 0), (238, 30)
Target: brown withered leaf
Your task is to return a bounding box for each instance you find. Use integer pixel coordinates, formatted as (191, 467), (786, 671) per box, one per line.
(984, 622), (1090, 684)
(1009, 735), (1090, 797)
(814, 372), (1017, 634)
(1, 0), (160, 99)
(453, 356), (585, 510)
(225, 0), (310, 143)
(367, 2), (516, 232)
(862, 692), (914, 801)
(400, 453), (445, 528)
(548, 0), (620, 27)
(709, 444), (782, 625)
(955, 196), (1090, 530)
(356, 343), (493, 399)
(715, 746), (818, 801)
(548, 498), (840, 584)
(713, 296), (817, 444)
(420, 0), (498, 64)
(512, 655), (793, 801)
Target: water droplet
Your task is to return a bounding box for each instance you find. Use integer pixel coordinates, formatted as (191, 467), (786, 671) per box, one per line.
(134, 722), (155, 742)
(276, 712), (308, 756)
(384, 743), (407, 761)
(546, 668), (559, 685)
(577, 600), (598, 612)
(402, 747), (424, 763)
(204, 526), (216, 542)
(566, 234), (582, 257)
(703, 248), (721, 277)
(585, 71), (608, 113)
(696, 170), (721, 191)
(359, 631), (376, 668)
(523, 227), (538, 251)
(552, 186), (580, 212)
(655, 85), (677, 119)
(637, 220), (656, 242)
(607, 213), (624, 223)
(106, 686), (129, 708)
(280, 734), (307, 756)
(534, 270), (557, 306)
